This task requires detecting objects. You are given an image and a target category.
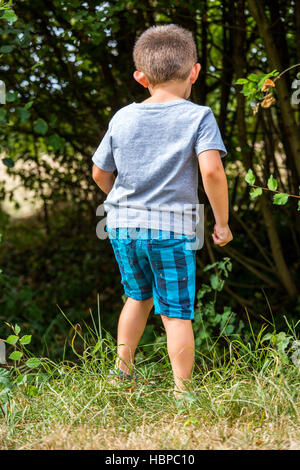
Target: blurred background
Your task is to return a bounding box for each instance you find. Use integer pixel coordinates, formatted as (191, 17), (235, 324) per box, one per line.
(0, 0), (299, 360)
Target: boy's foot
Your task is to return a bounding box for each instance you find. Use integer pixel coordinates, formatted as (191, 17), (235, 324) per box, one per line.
(109, 368), (138, 381)
(173, 388), (193, 404)
(108, 368), (139, 393)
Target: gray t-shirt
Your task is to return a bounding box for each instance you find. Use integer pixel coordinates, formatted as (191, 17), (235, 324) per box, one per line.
(92, 98), (227, 236)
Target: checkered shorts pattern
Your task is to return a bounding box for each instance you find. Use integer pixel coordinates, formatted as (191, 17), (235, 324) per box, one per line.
(108, 228), (196, 320)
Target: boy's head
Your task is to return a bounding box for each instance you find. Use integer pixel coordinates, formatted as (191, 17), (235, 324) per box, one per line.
(133, 24), (200, 92)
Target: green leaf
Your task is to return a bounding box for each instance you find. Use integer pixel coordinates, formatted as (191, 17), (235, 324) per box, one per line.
(273, 193), (289, 205)
(242, 89), (256, 97)
(33, 118), (48, 135)
(245, 169), (255, 185)
(15, 373), (27, 385)
(48, 133), (65, 151)
(14, 324), (21, 335)
(24, 100), (34, 110)
(0, 108), (7, 121)
(267, 175), (278, 191)
(6, 335), (19, 345)
(20, 335), (31, 345)
(298, 201), (300, 211)
(269, 69), (279, 77)
(210, 274), (219, 290)
(210, 274), (224, 291)
(248, 73), (260, 82)
(2, 10), (17, 23)
(235, 78), (248, 85)
(9, 351), (23, 361)
(223, 324), (234, 335)
(49, 113), (58, 128)
(17, 106), (30, 123)
(25, 358), (41, 369)
(6, 91), (17, 102)
(2, 157), (14, 168)
(275, 332), (291, 353)
(250, 187), (263, 198)
(196, 283), (212, 299)
(0, 45), (13, 53)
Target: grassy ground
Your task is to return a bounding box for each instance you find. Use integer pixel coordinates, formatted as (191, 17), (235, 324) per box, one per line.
(0, 321), (300, 450)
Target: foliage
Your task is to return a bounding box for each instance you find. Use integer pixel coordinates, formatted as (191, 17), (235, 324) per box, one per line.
(0, 314), (299, 449)
(193, 257), (247, 353)
(0, 321), (44, 417)
(235, 70), (279, 113)
(0, 206), (130, 358)
(0, 1), (17, 22)
(0, 0), (300, 359)
(244, 169), (300, 210)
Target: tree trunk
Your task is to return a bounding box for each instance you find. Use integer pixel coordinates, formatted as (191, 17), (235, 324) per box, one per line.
(247, 0), (300, 180)
(259, 193), (298, 298)
(195, 0), (208, 105)
(295, 0), (300, 63)
(219, 0), (234, 135)
(232, 0), (252, 169)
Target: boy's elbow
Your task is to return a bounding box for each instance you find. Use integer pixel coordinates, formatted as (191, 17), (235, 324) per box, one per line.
(201, 164), (225, 180)
(198, 150), (225, 180)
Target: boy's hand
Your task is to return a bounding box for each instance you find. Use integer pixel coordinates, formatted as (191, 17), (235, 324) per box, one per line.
(212, 224), (233, 247)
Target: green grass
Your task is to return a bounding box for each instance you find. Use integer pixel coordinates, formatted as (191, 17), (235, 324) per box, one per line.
(1, 313), (300, 450)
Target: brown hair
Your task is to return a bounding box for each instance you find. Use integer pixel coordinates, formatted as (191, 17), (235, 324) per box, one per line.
(133, 24), (198, 86)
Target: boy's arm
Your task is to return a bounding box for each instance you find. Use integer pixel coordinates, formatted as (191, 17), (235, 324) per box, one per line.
(198, 149), (233, 246)
(92, 164), (115, 195)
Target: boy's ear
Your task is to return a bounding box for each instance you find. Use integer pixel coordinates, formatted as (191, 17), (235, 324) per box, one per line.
(190, 63), (201, 84)
(133, 70), (149, 88)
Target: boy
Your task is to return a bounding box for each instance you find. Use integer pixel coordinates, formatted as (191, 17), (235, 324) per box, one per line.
(92, 24), (233, 397)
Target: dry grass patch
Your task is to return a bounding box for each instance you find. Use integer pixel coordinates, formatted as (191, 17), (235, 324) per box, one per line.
(1, 415), (299, 450)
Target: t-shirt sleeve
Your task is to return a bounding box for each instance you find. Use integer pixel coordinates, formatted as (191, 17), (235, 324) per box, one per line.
(194, 108), (227, 158)
(92, 120), (117, 171)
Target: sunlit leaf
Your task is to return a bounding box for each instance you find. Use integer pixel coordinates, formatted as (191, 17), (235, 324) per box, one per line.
(9, 351), (23, 361)
(250, 188), (263, 198)
(20, 335), (32, 345)
(15, 325), (21, 335)
(245, 169), (255, 185)
(6, 335), (19, 345)
(2, 9), (17, 23)
(25, 358), (41, 369)
(273, 193), (289, 205)
(267, 175), (278, 191)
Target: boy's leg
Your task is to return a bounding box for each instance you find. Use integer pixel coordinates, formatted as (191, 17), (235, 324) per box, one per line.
(160, 315), (195, 395)
(116, 296), (153, 375)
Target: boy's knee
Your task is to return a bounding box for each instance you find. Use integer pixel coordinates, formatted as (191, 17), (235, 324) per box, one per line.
(160, 314), (192, 325)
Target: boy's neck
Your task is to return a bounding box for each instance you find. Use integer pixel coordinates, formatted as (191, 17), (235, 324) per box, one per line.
(142, 83), (190, 104)
(142, 96), (185, 104)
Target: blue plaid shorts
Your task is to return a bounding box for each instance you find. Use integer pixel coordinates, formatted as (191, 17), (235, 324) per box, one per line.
(107, 227), (196, 320)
